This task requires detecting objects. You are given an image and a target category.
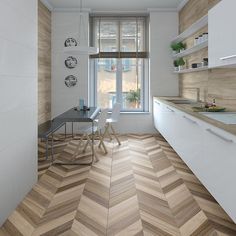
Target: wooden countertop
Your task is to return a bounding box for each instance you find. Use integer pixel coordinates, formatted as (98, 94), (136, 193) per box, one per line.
(154, 96), (236, 137)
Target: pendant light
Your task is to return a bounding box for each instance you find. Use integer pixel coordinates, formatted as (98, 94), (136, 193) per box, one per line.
(64, 0), (98, 55)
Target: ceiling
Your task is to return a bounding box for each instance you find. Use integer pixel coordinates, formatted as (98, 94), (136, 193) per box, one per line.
(41, 0), (187, 12)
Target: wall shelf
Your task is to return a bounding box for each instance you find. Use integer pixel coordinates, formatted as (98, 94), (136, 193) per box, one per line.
(171, 14), (208, 44)
(174, 66), (208, 74)
(172, 40), (208, 59)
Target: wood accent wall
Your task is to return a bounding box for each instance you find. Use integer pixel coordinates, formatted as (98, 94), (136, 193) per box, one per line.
(179, 0), (236, 111)
(38, 1), (51, 124)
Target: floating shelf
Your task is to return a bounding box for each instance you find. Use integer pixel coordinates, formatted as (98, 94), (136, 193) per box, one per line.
(174, 66), (209, 74)
(172, 40), (208, 59)
(171, 14), (208, 44)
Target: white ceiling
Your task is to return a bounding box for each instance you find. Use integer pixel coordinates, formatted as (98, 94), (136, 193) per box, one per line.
(41, 0), (187, 12)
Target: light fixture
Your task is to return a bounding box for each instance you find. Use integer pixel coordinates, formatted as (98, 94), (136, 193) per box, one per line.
(64, 0), (98, 55)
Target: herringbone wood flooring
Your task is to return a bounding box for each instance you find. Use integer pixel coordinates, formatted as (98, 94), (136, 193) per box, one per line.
(1, 134), (236, 236)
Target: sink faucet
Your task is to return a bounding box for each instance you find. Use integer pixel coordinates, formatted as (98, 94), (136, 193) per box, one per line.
(184, 87), (200, 102)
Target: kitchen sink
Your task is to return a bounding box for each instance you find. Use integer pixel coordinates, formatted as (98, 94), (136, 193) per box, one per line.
(167, 99), (197, 104)
(200, 112), (236, 124)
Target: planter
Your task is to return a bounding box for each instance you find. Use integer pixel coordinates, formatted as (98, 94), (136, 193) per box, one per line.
(174, 67), (179, 72)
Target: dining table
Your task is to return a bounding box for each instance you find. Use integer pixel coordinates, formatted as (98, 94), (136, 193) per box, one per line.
(53, 106), (101, 165)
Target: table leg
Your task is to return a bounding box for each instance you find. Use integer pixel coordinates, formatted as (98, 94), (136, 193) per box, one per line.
(72, 122), (74, 138)
(92, 121), (94, 163)
(65, 123), (67, 139)
(46, 138), (48, 161)
(51, 133), (54, 162)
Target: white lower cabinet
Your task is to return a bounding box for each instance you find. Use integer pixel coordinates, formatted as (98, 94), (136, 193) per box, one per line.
(201, 126), (236, 222)
(153, 98), (236, 223)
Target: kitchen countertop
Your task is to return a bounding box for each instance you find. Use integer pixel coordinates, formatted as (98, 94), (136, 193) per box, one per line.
(154, 96), (236, 136)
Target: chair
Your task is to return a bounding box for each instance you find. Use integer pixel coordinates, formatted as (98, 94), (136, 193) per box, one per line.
(74, 109), (108, 163)
(103, 103), (121, 145)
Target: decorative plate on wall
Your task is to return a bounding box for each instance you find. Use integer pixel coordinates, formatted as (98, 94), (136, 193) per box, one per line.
(65, 75), (77, 88)
(65, 56), (78, 69)
(64, 38), (78, 47)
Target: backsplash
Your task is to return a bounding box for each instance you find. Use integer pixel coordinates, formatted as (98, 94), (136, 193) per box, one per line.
(38, 0), (51, 124)
(179, 0), (236, 111)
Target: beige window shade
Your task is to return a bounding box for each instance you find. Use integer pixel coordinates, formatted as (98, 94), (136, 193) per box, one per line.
(90, 16), (149, 58)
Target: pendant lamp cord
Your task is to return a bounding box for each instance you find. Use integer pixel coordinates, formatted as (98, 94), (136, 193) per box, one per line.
(79, 0), (87, 45)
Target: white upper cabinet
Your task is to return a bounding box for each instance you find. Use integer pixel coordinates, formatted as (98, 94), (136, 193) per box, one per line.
(209, 0), (236, 68)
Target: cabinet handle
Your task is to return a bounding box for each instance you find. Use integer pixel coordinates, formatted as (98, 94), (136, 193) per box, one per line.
(183, 115), (198, 125)
(155, 101), (161, 105)
(206, 128), (233, 143)
(220, 54), (236, 61)
(166, 107), (175, 112)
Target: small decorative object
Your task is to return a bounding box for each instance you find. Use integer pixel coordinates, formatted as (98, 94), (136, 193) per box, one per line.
(198, 34), (203, 44)
(65, 56), (78, 69)
(202, 58), (208, 66)
(79, 99), (84, 109)
(177, 57), (185, 70)
(202, 33), (208, 41)
(194, 37), (199, 46)
(65, 75), (77, 87)
(64, 38), (78, 47)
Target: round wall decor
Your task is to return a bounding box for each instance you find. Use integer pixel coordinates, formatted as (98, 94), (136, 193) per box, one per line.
(64, 38), (78, 47)
(65, 75), (77, 87)
(65, 56), (77, 69)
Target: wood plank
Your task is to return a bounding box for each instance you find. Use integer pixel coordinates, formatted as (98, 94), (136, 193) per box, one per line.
(0, 134), (236, 235)
(38, 0), (51, 125)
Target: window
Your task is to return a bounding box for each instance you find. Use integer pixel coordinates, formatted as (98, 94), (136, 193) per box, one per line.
(90, 16), (149, 112)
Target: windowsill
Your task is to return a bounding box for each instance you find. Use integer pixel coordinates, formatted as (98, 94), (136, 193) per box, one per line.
(108, 111), (151, 114)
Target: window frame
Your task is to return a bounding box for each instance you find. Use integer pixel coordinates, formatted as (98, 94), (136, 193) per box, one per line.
(89, 16), (149, 113)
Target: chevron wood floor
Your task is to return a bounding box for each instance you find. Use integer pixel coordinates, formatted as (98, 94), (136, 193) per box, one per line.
(1, 134), (236, 236)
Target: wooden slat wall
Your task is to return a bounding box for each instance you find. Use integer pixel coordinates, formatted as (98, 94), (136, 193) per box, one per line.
(179, 0), (236, 111)
(38, 1), (51, 124)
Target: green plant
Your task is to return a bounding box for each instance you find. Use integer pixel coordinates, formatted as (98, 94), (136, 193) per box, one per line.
(171, 42), (186, 52)
(126, 89), (140, 108)
(171, 43), (179, 52)
(177, 57), (185, 66)
(173, 60), (178, 67)
(177, 42), (186, 50)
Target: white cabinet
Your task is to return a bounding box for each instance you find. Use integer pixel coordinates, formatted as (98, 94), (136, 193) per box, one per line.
(201, 126), (236, 222)
(153, 98), (236, 223)
(209, 0), (236, 68)
(153, 99), (163, 133)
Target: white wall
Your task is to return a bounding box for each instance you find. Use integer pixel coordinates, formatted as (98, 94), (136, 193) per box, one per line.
(0, 0), (37, 226)
(52, 10), (178, 133)
(52, 12), (89, 120)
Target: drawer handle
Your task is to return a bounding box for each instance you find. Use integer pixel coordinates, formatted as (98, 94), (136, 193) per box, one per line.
(155, 101), (161, 105)
(166, 107), (175, 112)
(183, 115), (198, 125)
(206, 128), (233, 143)
(220, 54), (236, 60)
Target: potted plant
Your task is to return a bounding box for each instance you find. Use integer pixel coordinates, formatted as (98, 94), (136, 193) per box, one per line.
(126, 89), (140, 108)
(171, 42), (186, 54)
(171, 43), (179, 54)
(177, 57), (185, 70)
(177, 42), (186, 53)
(173, 60), (179, 71)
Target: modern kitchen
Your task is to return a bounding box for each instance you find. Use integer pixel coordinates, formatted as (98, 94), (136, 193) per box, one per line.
(0, 0), (236, 235)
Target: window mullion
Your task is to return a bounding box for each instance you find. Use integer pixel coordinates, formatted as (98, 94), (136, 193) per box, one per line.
(116, 59), (123, 108)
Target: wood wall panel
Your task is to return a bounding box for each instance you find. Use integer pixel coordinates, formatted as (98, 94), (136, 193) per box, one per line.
(179, 0), (236, 111)
(38, 1), (51, 124)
